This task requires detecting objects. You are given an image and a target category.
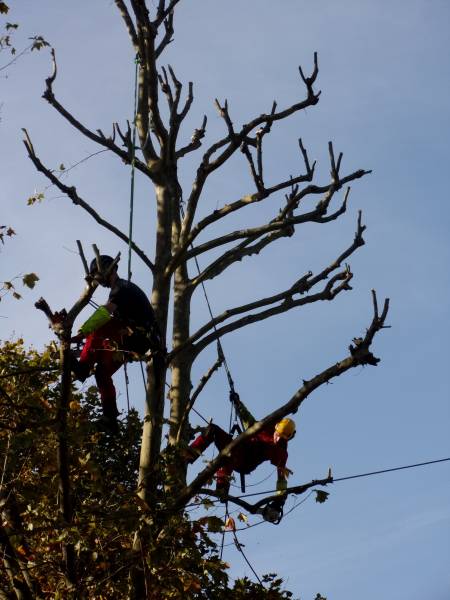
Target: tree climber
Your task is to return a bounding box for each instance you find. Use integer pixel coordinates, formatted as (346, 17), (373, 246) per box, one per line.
(70, 255), (163, 430)
(187, 392), (295, 510)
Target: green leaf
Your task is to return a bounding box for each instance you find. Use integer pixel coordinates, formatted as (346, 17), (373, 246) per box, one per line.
(22, 273), (39, 289)
(315, 490), (329, 504)
(27, 192), (45, 206)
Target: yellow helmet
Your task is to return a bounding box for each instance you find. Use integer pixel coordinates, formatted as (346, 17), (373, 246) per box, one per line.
(275, 418), (296, 440)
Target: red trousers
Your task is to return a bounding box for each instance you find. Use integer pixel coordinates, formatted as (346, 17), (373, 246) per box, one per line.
(190, 425), (238, 490)
(79, 321), (125, 418)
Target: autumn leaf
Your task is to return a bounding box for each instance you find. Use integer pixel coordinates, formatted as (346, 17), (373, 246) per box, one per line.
(22, 272), (39, 289)
(12, 292), (22, 300)
(224, 516), (236, 531)
(237, 512), (248, 524)
(6, 227), (15, 236)
(0, 3), (9, 14)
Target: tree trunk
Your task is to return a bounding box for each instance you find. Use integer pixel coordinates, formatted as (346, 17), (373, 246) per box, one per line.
(136, 182), (172, 504)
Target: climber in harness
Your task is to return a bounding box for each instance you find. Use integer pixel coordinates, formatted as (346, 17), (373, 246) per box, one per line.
(187, 392), (295, 519)
(70, 255), (164, 430)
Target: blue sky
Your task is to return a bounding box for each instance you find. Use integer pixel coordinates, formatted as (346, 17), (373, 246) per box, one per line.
(1, 1), (449, 598)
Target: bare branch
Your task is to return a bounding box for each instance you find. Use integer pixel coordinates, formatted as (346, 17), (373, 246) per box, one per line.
(155, 12), (174, 58)
(22, 131), (155, 274)
(168, 214), (365, 358)
(42, 49), (154, 178)
(114, 0), (139, 51)
(154, 0), (182, 28)
(241, 141), (263, 192)
(214, 98), (235, 138)
(182, 169), (368, 269)
(76, 240), (89, 276)
(169, 165), (365, 279)
(179, 81), (194, 122)
(180, 55), (321, 242)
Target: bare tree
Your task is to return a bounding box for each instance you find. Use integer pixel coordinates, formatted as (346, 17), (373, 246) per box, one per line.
(22, 0), (389, 594)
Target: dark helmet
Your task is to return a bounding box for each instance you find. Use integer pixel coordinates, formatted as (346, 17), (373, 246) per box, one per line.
(89, 255), (118, 279)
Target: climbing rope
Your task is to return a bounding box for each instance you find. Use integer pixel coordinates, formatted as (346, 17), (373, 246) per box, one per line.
(123, 53), (141, 412)
(127, 53), (140, 283)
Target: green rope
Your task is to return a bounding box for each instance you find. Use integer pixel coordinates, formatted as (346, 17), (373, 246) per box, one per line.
(127, 54), (140, 283)
(124, 54), (140, 413)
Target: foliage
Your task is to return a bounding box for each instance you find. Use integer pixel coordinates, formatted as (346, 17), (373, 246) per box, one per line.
(0, 340), (298, 598)
(1, 5), (48, 72)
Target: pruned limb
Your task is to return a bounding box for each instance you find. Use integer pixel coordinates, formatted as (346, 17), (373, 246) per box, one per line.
(41, 49), (155, 178)
(159, 66), (174, 108)
(154, 0), (182, 29)
(176, 115), (207, 159)
(172, 292), (389, 509)
(22, 130), (155, 274)
(155, 11), (174, 59)
(76, 240), (89, 276)
(241, 141), (263, 193)
(215, 98), (235, 138)
(158, 65), (195, 157)
(176, 352), (224, 442)
(169, 214), (365, 359)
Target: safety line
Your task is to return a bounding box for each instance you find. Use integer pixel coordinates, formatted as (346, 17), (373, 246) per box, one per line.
(231, 528), (263, 586)
(178, 202), (238, 430)
(236, 457), (450, 499)
(332, 457), (450, 482)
